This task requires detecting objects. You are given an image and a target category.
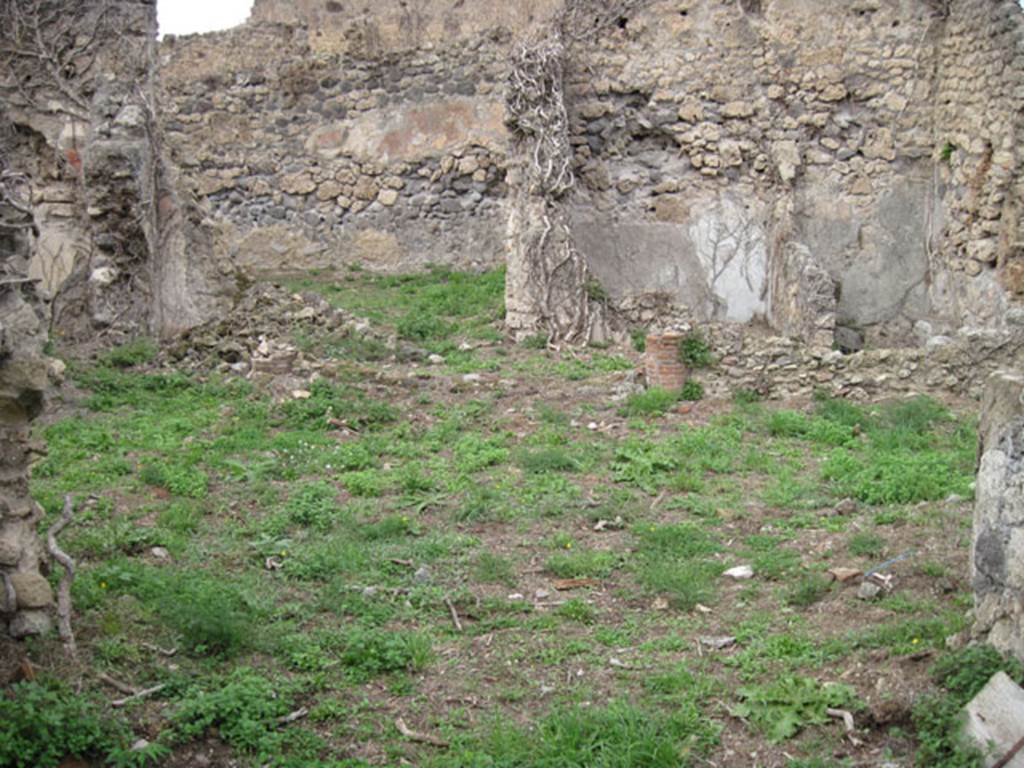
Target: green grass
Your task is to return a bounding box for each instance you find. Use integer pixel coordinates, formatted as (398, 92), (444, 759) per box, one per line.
(168, 669), (295, 754)
(611, 422), (742, 494)
(620, 387), (680, 417)
(286, 265), (505, 352)
(0, 680), (166, 768)
(546, 548), (619, 579)
(517, 446), (580, 473)
(557, 598), (598, 624)
(633, 523), (722, 610)
(848, 531), (886, 558)
(851, 610), (969, 656)
(680, 380), (704, 401)
(783, 573), (834, 608)
(732, 676), (858, 743)
(474, 552), (517, 586)
(337, 626), (433, 681)
(280, 379), (398, 431)
(818, 395), (974, 504)
(101, 337), (158, 369)
(678, 332), (714, 369)
(25, 270), (983, 768)
(434, 700), (719, 767)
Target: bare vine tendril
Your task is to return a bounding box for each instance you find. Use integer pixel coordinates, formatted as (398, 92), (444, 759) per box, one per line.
(504, 0), (652, 344)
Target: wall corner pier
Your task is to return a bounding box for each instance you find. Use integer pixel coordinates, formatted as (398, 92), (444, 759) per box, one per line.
(973, 369), (1024, 660)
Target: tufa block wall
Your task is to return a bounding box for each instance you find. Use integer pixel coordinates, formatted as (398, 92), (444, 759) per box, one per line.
(159, 23), (513, 275)
(933, 0), (1024, 310)
(972, 370), (1024, 660)
(159, 0), (1024, 351)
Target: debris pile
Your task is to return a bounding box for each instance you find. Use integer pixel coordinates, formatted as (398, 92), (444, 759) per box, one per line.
(165, 283), (419, 373)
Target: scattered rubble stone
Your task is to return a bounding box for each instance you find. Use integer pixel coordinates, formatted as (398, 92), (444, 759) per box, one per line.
(829, 568), (863, 584)
(857, 581), (883, 601)
(166, 283), (414, 373)
(698, 635), (737, 650)
(833, 498), (860, 517)
(723, 565), (754, 580)
(963, 672), (1024, 764)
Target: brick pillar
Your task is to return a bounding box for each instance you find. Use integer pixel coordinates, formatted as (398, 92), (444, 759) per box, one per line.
(644, 333), (688, 391)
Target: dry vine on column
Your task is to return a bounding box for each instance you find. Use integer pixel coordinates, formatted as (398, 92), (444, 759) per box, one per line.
(504, 0), (652, 344)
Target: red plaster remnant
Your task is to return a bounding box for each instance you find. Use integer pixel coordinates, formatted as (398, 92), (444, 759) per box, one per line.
(64, 148), (82, 173)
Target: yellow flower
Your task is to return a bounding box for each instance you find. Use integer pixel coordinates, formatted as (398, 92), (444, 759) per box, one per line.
(912, 638), (920, 645)
(99, 581), (108, 589)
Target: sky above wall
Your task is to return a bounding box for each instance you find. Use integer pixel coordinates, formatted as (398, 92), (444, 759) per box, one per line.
(156, 0), (1024, 36)
(156, 0), (1024, 37)
(157, 0), (255, 37)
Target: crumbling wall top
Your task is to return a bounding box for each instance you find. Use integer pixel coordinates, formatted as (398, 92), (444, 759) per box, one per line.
(248, 0), (562, 53)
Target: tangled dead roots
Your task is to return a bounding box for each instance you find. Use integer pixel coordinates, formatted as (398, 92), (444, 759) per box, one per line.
(503, 0), (652, 343)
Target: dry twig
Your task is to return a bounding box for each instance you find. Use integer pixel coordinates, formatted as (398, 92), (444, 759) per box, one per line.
(112, 683), (167, 709)
(443, 596), (464, 632)
(46, 494), (77, 659)
(276, 708), (310, 726)
(97, 672), (136, 696)
(140, 642), (178, 657)
(826, 708), (863, 746)
(395, 717), (449, 748)
(0, 0), (119, 120)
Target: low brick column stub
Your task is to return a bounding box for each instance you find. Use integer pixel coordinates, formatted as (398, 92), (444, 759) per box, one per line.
(644, 332), (689, 391)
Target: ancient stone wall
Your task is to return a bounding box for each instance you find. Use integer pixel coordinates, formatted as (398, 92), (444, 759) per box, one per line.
(699, 321), (1022, 402)
(158, 17), (514, 275)
(0, 181), (55, 638)
(172, 0), (1024, 350)
(248, 0), (560, 55)
(932, 0), (1024, 327)
(972, 370), (1024, 660)
(553, 0), (1020, 347)
(0, 0), (233, 342)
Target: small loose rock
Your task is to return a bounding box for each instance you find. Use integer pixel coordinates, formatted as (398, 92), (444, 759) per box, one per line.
(832, 498), (859, 516)
(723, 565), (754, 580)
(857, 581), (883, 600)
(698, 635), (737, 650)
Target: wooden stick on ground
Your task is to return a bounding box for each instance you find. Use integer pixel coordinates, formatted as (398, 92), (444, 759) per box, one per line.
(112, 684), (167, 709)
(46, 495), (76, 659)
(140, 642), (178, 657)
(395, 717), (449, 748)
(443, 597), (463, 632)
(276, 707), (309, 726)
(826, 708), (863, 746)
(97, 672), (136, 696)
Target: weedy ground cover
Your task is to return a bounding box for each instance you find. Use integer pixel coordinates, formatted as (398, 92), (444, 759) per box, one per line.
(18, 267), (986, 767)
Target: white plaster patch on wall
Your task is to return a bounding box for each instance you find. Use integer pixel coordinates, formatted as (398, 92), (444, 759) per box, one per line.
(689, 197), (768, 323)
(310, 97), (507, 164)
